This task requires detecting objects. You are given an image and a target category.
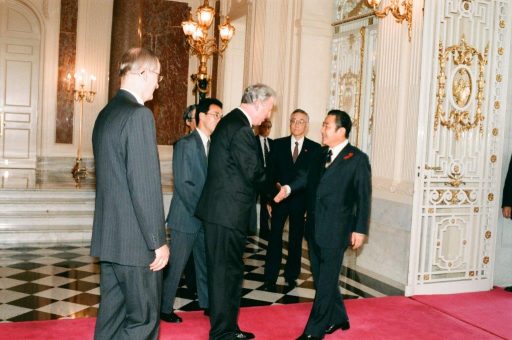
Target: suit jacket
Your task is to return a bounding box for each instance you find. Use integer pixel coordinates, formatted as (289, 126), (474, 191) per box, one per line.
(167, 130), (207, 233)
(255, 135), (273, 169)
(91, 90), (166, 266)
(195, 108), (266, 233)
(503, 156), (512, 208)
(268, 136), (321, 207)
(291, 143), (371, 249)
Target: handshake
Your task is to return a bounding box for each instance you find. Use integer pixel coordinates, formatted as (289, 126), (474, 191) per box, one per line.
(273, 183), (289, 203)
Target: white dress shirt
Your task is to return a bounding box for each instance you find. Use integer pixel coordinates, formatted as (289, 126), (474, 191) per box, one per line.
(290, 136), (304, 155)
(196, 127), (209, 155)
(120, 87), (144, 105)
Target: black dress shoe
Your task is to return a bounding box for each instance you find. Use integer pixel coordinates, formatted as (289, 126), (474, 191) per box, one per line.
(285, 279), (297, 289)
(203, 308), (210, 316)
(325, 320), (350, 334)
(505, 286), (512, 292)
(262, 281), (276, 291)
(296, 333), (322, 340)
(160, 311), (182, 323)
(234, 329), (255, 339)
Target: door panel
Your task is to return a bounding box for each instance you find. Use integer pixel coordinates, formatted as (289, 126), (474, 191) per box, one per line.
(0, 0), (40, 168)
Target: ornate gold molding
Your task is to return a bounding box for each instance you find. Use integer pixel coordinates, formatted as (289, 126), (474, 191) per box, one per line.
(434, 36), (489, 140)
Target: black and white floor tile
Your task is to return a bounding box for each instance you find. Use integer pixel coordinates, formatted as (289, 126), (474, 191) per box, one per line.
(0, 236), (402, 322)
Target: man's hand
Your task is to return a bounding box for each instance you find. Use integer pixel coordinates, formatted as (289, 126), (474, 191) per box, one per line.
(266, 203), (272, 217)
(351, 232), (366, 250)
(150, 243), (170, 271)
(503, 206), (512, 219)
(274, 185), (289, 203)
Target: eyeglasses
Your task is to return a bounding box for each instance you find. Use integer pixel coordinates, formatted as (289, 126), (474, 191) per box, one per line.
(145, 69), (163, 83)
(290, 119), (307, 126)
(207, 111), (223, 119)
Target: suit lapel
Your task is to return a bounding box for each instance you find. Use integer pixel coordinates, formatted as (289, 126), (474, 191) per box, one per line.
(322, 143), (354, 178)
(192, 130), (207, 167)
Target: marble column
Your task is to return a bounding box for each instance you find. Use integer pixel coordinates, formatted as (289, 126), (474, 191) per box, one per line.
(56, 0), (78, 144)
(108, 0), (144, 100)
(108, 0), (190, 145)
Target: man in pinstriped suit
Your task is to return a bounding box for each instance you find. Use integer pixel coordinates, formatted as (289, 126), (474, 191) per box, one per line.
(91, 47), (169, 340)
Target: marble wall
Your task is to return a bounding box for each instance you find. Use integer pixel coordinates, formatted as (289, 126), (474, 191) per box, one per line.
(55, 0), (78, 144)
(142, 0), (190, 145)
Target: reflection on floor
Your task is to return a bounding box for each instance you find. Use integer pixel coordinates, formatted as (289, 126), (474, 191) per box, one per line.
(0, 236), (403, 322)
(0, 168), (402, 322)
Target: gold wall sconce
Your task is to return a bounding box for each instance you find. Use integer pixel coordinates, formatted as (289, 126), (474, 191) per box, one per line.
(365, 0), (413, 41)
(182, 0), (235, 101)
(66, 70), (96, 180)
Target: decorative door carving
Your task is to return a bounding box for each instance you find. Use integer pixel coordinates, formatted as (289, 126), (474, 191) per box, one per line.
(330, 5), (377, 156)
(407, 0), (511, 295)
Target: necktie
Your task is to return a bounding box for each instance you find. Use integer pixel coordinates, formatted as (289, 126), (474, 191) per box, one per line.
(206, 139), (211, 156)
(292, 141), (299, 163)
(325, 149), (333, 168)
(263, 138), (269, 167)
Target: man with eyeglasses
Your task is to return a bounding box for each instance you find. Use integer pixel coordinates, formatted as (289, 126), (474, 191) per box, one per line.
(255, 119), (273, 239)
(264, 109), (320, 291)
(91, 47), (169, 339)
(183, 104), (197, 133)
(161, 98), (223, 324)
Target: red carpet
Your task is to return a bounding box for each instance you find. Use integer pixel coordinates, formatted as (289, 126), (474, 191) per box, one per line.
(412, 287), (512, 339)
(1, 290), (509, 339)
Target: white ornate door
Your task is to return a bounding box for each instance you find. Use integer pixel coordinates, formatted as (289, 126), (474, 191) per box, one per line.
(330, 4), (377, 155)
(0, 0), (40, 168)
(407, 0), (511, 295)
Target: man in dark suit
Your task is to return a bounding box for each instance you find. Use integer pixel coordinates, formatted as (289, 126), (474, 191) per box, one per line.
(275, 110), (371, 340)
(501, 156), (512, 292)
(160, 98), (223, 323)
(255, 118), (273, 239)
(91, 47), (169, 340)
(195, 84), (276, 340)
(264, 109), (320, 289)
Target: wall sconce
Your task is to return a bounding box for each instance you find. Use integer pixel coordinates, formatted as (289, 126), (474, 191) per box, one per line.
(182, 0), (235, 101)
(365, 0), (413, 41)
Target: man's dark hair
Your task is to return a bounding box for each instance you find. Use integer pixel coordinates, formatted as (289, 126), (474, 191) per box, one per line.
(327, 109), (352, 139)
(182, 104), (196, 123)
(196, 98), (223, 125)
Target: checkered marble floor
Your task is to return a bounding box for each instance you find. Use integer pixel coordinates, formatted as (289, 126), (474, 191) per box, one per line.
(0, 236), (402, 322)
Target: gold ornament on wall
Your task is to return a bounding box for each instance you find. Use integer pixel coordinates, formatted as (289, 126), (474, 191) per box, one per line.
(434, 36), (489, 140)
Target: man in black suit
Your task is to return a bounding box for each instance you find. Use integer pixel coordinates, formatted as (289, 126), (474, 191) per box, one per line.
(275, 110), (371, 340)
(501, 156), (512, 292)
(255, 118), (273, 239)
(264, 109), (320, 289)
(91, 47), (169, 340)
(196, 84), (276, 340)
(160, 98), (223, 323)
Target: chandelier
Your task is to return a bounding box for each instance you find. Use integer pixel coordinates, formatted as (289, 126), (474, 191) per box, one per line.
(365, 0), (413, 41)
(182, 0), (235, 100)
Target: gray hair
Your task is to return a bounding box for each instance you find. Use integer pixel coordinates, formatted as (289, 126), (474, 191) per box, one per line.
(241, 83), (276, 104)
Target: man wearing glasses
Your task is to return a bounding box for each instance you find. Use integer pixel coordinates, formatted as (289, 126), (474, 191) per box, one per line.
(264, 109), (320, 290)
(161, 98), (223, 324)
(91, 47), (169, 339)
(183, 104), (197, 133)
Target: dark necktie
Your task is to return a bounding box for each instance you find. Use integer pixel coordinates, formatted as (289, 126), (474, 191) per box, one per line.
(325, 149), (333, 168)
(263, 138), (269, 167)
(206, 139), (211, 156)
(292, 141), (299, 163)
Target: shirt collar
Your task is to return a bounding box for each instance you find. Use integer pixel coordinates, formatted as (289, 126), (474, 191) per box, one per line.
(120, 88), (144, 105)
(196, 127), (209, 152)
(238, 107), (253, 126)
(291, 135), (304, 146)
(330, 139), (349, 161)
